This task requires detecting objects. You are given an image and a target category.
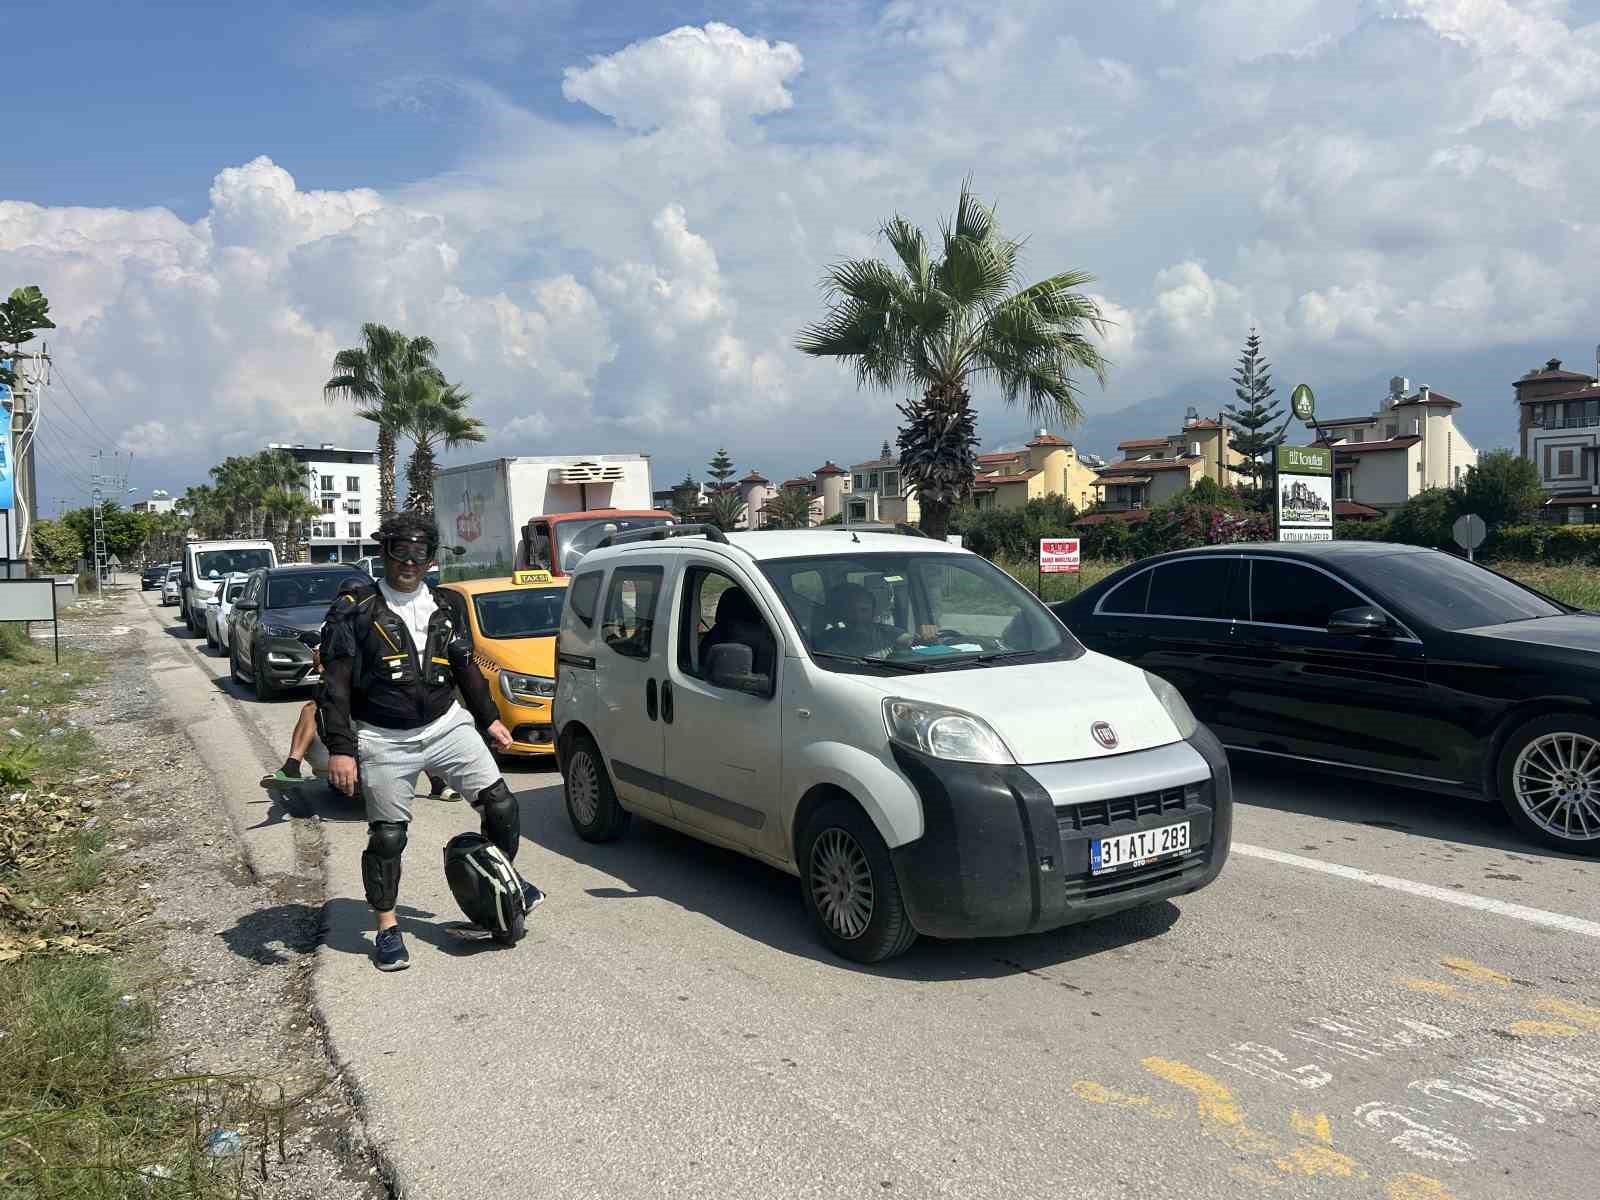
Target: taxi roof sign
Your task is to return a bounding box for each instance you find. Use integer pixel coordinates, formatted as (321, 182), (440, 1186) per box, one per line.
(513, 570), (553, 585)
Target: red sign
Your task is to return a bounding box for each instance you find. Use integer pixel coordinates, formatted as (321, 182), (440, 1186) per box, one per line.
(1039, 538), (1080, 574)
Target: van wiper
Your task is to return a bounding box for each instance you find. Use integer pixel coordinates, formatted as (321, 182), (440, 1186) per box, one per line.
(809, 651), (928, 673)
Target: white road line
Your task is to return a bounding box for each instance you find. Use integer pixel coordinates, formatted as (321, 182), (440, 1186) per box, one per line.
(1233, 842), (1600, 940)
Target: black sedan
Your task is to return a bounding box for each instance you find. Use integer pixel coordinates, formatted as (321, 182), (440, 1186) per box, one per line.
(230, 564), (363, 701)
(141, 562), (172, 590)
(1054, 542), (1600, 855)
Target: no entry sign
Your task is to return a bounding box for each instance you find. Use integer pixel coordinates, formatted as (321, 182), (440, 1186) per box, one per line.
(1039, 538), (1081, 574)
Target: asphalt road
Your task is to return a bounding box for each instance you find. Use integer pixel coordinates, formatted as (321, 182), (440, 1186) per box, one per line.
(134, 587), (1600, 1200)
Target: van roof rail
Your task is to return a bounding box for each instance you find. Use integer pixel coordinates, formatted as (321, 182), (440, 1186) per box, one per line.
(595, 523), (729, 550)
(825, 522), (932, 539)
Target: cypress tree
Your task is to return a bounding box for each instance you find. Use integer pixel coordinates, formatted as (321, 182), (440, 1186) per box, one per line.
(1223, 328), (1287, 501)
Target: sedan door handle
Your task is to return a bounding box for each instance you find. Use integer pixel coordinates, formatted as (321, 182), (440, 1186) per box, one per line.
(645, 677), (658, 722)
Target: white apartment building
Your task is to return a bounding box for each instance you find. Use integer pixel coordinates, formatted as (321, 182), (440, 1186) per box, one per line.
(268, 443), (381, 563)
(1314, 378), (1479, 514)
(131, 490), (177, 515)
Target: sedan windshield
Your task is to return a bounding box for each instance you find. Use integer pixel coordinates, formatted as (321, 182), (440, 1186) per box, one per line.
(1359, 552), (1566, 631)
(760, 552), (1079, 672)
(553, 517), (675, 573)
(266, 571), (355, 610)
(471, 587), (566, 639)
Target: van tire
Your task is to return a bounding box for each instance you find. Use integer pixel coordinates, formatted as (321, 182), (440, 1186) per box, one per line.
(798, 799), (917, 964)
(564, 735), (630, 843)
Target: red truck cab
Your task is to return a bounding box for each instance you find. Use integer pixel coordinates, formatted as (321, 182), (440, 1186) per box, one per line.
(518, 509), (676, 577)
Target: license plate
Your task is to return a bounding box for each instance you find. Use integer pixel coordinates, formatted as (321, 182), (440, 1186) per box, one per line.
(1090, 821), (1190, 875)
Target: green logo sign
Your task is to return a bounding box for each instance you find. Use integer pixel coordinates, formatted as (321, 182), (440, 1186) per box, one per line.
(1291, 384), (1315, 422)
(1276, 445), (1331, 476)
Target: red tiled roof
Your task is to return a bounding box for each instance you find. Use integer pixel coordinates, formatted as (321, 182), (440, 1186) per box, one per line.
(1315, 415), (1372, 427)
(740, 470), (770, 484)
(1335, 500), (1384, 518)
(1094, 475), (1152, 486)
(1324, 436), (1421, 454)
(976, 451), (1024, 463)
(1184, 418), (1223, 429)
(812, 461), (846, 476)
(1395, 391), (1461, 409)
(1514, 363), (1596, 387)
(1075, 509), (1154, 525)
(1027, 433), (1071, 447)
(1117, 436), (1169, 449)
(1098, 457), (1198, 475)
(780, 478), (815, 491)
(1524, 385), (1600, 406)
(977, 470), (1040, 486)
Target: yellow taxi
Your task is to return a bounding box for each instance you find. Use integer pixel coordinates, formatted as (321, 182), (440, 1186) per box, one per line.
(439, 569), (569, 758)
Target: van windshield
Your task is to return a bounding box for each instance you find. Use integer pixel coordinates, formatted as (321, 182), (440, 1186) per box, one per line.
(196, 548), (273, 579)
(760, 552), (1081, 673)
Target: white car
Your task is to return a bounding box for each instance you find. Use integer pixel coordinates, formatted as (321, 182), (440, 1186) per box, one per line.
(553, 526), (1233, 963)
(161, 567), (182, 607)
(203, 572), (250, 652)
(180, 539), (276, 635)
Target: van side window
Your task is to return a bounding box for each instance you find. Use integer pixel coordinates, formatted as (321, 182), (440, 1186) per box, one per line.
(601, 567), (664, 660)
(677, 569), (777, 691)
(569, 571), (602, 627)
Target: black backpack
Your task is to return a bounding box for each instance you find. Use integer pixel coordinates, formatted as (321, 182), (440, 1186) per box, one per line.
(442, 833), (526, 946)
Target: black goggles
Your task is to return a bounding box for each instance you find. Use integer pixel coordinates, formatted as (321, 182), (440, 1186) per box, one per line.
(382, 536), (436, 565)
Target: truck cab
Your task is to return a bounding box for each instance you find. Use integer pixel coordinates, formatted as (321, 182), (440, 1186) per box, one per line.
(518, 510), (676, 577)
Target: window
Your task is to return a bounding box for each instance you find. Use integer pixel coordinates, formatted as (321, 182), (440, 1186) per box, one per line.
(320, 474), (335, 492)
(1249, 559), (1364, 629)
(678, 568), (776, 691)
(848, 500), (869, 521)
(348, 523), (361, 540)
(1559, 449), (1576, 476)
(1334, 470), (1353, 501)
(1145, 558), (1241, 620)
(347, 498), (361, 514)
(882, 470), (900, 495)
(321, 498), (335, 513)
(601, 567), (664, 659)
(853, 474), (865, 491)
(267, 570), (356, 609)
(1100, 570), (1150, 614)
(473, 587), (566, 639)
(195, 548), (274, 579)
(866, 471), (880, 491)
(1353, 552), (1562, 629)
(568, 571), (602, 626)
(347, 475), (360, 492)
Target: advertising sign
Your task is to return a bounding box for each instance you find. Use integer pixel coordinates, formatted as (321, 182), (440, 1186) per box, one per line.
(1275, 446), (1333, 543)
(1290, 383), (1316, 422)
(1039, 538), (1081, 574)
(0, 380), (13, 513)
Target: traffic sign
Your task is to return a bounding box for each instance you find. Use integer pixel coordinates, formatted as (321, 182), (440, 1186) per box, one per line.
(1291, 384), (1316, 422)
(1039, 538), (1080, 575)
(1453, 513), (1486, 561)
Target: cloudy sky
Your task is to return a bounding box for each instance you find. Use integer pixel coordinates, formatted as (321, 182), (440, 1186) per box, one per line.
(7, 0), (1600, 506)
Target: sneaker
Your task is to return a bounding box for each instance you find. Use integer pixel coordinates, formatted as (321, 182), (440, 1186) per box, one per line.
(374, 927), (411, 972)
(521, 881), (546, 915)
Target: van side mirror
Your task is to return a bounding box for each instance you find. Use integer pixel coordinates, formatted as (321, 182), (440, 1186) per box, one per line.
(1328, 605), (1395, 638)
(707, 642), (770, 696)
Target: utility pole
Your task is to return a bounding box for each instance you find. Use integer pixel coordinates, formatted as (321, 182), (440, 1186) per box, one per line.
(6, 347), (49, 569)
(89, 451), (130, 591)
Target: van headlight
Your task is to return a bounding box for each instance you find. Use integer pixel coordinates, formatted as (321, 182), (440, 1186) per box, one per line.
(883, 699), (1013, 765)
(1144, 672), (1198, 740)
(500, 670), (557, 705)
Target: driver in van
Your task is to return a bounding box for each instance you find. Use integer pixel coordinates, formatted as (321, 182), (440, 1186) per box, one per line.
(817, 583), (901, 658)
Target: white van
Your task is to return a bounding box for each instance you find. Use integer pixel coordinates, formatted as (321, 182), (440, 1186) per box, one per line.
(553, 526), (1232, 962)
(181, 540), (276, 634)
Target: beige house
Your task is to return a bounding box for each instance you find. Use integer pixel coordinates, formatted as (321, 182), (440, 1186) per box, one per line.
(846, 450), (920, 524)
(1092, 409), (1243, 513)
(970, 432), (1102, 511)
(1315, 378), (1478, 514)
(1515, 357), (1600, 525)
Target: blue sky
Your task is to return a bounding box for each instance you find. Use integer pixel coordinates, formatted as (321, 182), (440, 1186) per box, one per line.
(9, 0), (1600, 505)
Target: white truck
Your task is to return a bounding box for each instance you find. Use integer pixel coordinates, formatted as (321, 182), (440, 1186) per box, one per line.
(180, 539), (277, 634)
(433, 454), (668, 581)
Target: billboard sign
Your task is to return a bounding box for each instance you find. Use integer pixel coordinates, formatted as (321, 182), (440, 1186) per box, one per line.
(1275, 446), (1332, 543)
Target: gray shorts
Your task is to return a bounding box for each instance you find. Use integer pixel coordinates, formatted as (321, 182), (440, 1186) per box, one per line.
(358, 709), (500, 825)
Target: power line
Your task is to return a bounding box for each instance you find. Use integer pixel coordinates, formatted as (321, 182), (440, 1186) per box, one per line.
(33, 381), (108, 454)
(45, 360), (119, 449)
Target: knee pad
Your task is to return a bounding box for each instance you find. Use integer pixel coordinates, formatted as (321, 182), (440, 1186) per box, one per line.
(475, 779), (520, 861)
(361, 821), (408, 912)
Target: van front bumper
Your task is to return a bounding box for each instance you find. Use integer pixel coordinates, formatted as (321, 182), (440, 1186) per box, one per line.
(887, 726), (1232, 940)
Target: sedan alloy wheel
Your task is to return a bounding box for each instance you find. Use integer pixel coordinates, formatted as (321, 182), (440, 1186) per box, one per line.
(1512, 731), (1600, 843)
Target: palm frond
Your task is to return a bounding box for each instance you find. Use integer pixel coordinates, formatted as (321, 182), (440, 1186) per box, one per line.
(881, 216), (930, 290)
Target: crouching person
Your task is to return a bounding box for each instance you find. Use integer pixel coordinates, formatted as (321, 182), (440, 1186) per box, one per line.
(318, 511), (545, 971)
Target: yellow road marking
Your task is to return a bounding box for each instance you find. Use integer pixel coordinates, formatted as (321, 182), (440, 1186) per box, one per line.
(1289, 1110), (1333, 1143)
(1440, 957), (1510, 986)
(1141, 1057), (1244, 1126)
(1274, 1144), (1363, 1179)
(1535, 997), (1600, 1029)
(1384, 1173), (1458, 1200)
(1507, 1019), (1585, 1038)
(1069, 1080), (1179, 1117)
(1399, 977), (1473, 1001)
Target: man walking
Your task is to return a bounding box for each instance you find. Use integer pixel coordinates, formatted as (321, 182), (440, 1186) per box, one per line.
(319, 512), (544, 971)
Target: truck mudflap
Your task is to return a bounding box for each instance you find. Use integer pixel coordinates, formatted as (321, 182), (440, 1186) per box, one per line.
(887, 726), (1233, 940)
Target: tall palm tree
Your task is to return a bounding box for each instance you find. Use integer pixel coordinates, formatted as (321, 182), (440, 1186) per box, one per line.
(263, 488), (321, 563)
(762, 486), (816, 530)
(324, 324), (444, 520)
(795, 181), (1109, 538)
(392, 378), (486, 516)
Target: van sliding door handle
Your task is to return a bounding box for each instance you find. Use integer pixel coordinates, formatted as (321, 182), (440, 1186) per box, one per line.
(661, 679), (675, 725)
(645, 678), (658, 722)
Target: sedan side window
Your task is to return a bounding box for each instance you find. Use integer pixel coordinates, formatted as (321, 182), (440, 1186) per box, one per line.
(1145, 558), (1242, 621)
(1100, 570), (1151, 615)
(1249, 559), (1365, 629)
(602, 567), (664, 660)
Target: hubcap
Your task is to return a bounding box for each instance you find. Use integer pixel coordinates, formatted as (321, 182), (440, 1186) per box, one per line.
(568, 751), (600, 826)
(1513, 732), (1600, 842)
(810, 828), (874, 940)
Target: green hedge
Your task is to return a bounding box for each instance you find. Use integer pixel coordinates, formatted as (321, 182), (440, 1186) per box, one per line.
(1486, 524), (1600, 564)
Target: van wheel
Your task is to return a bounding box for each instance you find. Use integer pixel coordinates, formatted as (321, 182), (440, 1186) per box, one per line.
(1497, 714), (1600, 856)
(798, 799), (918, 964)
(564, 735), (629, 842)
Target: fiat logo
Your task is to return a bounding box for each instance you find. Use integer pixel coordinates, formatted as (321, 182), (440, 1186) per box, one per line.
(1091, 721), (1118, 749)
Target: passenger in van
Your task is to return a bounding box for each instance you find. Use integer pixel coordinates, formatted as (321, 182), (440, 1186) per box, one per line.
(815, 583), (900, 658)
(699, 587), (776, 678)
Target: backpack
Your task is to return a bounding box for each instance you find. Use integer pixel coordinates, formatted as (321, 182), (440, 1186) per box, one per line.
(442, 833), (527, 946)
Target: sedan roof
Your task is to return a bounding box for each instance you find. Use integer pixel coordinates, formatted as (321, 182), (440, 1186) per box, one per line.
(1145, 540), (1431, 562)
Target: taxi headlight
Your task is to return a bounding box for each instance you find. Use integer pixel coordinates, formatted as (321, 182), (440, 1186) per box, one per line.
(500, 670), (556, 705)
(883, 698), (1013, 765)
(1143, 671), (1198, 740)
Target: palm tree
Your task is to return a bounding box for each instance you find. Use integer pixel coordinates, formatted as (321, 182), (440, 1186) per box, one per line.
(705, 489), (747, 532)
(390, 378), (487, 516)
(324, 323), (444, 520)
(795, 181), (1109, 538)
(263, 488), (321, 563)
(762, 486), (816, 530)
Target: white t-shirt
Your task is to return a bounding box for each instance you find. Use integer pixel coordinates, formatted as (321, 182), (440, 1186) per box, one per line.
(355, 580), (465, 744)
